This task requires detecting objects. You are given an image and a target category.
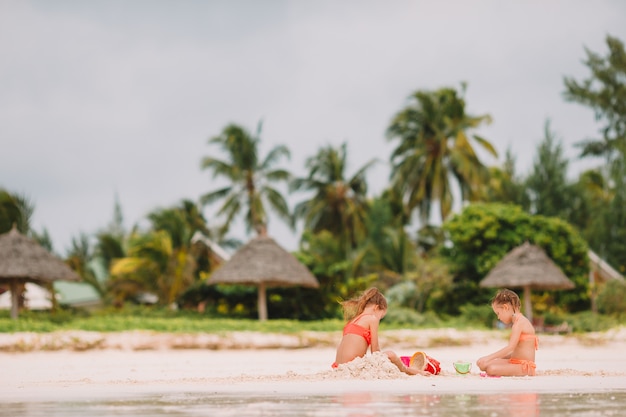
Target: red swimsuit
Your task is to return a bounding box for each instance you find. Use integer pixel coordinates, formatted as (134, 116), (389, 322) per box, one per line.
(509, 333), (539, 375)
(331, 314), (374, 369)
(342, 313), (372, 345)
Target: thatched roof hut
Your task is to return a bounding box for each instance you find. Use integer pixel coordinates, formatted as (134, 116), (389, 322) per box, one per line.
(0, 282), (53, 310)
(588, 249), (624, 313)
(479, 242), (575, 321)
(0, 225), (81, 319)
(208, 235), (319, 321)
(588, 249), (624, 283)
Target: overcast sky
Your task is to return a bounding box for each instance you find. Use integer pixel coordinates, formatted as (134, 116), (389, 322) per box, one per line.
(2, 0), (625, 255)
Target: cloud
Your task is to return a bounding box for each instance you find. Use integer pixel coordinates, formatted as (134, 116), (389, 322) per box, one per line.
(1, 0), (625, 253)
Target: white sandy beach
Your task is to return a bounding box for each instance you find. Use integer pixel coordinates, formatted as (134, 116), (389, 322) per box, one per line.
(1, 328), (626, 403)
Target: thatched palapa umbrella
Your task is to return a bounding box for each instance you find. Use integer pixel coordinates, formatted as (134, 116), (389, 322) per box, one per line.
(208, 234), (319, 321)
(0, 225), (81, 319)
(479, 242), (575, 322)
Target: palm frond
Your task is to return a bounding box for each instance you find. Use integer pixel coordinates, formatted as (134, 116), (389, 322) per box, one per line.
(472, 134), (498, 157)
(261, 144), (291, 169)
(200, 187), (232, 206)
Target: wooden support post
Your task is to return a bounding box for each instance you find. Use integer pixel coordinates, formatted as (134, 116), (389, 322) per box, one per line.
(258, 282), (268, 321)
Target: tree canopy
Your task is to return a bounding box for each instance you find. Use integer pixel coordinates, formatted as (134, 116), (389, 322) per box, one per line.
(563, 34), (626, 274)
(200, 122), (292, 237)
(440, 203), (589, 315)
(386, 86), (497, 223)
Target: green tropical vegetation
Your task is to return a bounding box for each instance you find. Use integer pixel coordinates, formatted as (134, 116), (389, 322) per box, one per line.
(291, 142), (376, 254)
(440, 203), (589, 314)
(1, 35), (626, 332)
(200, 121), (293, 237)
(386, 85), (497, 224)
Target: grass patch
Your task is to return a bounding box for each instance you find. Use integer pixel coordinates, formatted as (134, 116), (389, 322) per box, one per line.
(0, 308), (346, 334)
(1, 306), (623, 335)
(426, 336), (470, 348)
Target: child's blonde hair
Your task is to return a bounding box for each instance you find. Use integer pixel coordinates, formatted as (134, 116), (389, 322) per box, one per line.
(340, 287), (388, 321)
(491, 288), (521, 311)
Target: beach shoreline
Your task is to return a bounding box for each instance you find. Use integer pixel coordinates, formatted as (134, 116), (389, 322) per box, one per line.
(2, 328), (626, 402)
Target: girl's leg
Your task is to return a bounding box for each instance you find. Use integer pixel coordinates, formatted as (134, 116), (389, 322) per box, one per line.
(484, 359), (529, 376)
(477, 356), (510, 372)
(477, 358), (489, 371)
(384, 351), (429, 376)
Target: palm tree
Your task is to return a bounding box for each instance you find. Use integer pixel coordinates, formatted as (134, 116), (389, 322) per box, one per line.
(66, 197), (128, 304)
(200, 122), (292, 237)
(95, 232), (126, 274)
(525, 120), (576, 218)
(66, 233), (107, 299)
(108, 199), (230, 307)
(0, 189), (33, 234)
(563, 35), (626, 164)
(386, 86), (497, 223)
(0, 189), (52, 251)
(351, 195), (417, 285)
(479, 148), (530, 210)
(148, 205), (195, 250)
(291, 142), (376, 252)
(109, 229), (195, 307)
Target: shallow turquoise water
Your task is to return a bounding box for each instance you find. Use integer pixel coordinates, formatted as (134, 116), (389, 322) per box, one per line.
(2, 391), (625, 417)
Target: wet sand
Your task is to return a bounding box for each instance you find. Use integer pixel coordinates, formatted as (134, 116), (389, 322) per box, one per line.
(1, 327), (626, 403)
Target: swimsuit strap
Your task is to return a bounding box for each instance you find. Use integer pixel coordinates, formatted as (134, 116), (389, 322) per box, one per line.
(350, 312), (370, 324)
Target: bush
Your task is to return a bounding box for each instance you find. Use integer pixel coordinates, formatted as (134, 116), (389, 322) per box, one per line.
(383, 307), (443, 327)
(441, 203), (590, 314)
(562, 311), (618, 332)
(386, 282), (417, 307)
(457, 303), (494, 328)
(596, 280), (626, 316)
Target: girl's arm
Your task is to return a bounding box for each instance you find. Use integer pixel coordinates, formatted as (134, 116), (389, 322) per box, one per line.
(369, 317), (381, 353)
(480, 321), (523, 362)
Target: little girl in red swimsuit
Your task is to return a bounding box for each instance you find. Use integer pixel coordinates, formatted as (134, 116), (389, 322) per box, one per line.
(332, 287), (429, 376)
(477, 288), (539, 376)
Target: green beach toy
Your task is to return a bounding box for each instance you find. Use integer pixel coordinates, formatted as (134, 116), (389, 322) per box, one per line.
(453, 361), (472, 374)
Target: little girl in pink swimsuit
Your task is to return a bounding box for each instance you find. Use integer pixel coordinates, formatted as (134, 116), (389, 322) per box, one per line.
(477, 289), (539, 376)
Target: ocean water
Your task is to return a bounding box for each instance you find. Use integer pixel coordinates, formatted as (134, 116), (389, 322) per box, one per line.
(2, 391), (625, 417)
